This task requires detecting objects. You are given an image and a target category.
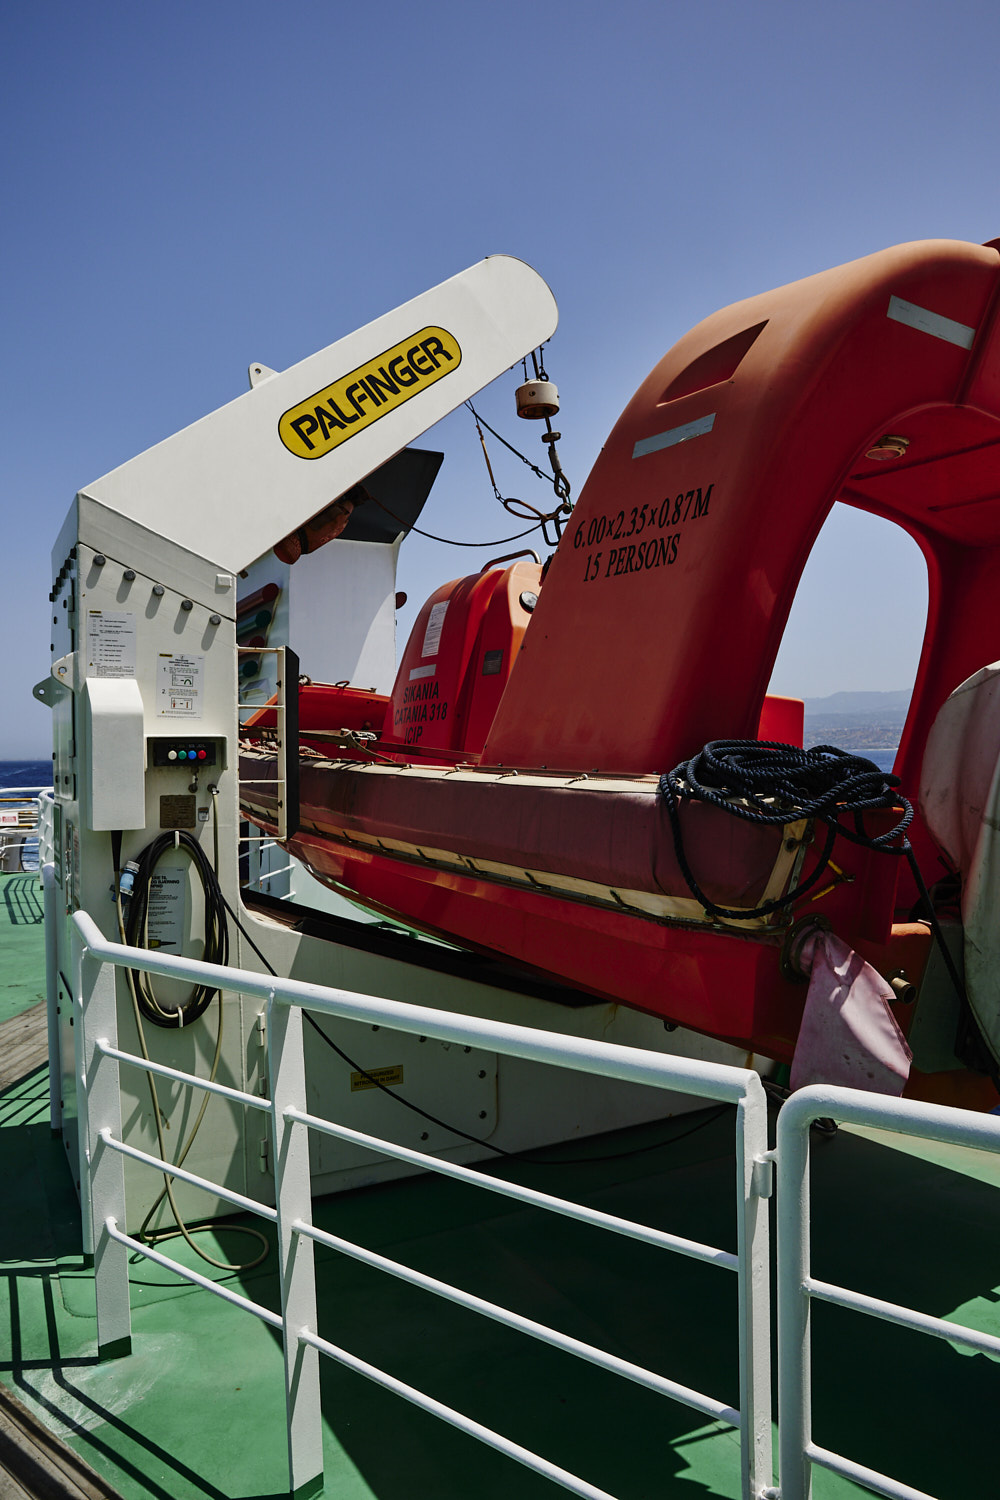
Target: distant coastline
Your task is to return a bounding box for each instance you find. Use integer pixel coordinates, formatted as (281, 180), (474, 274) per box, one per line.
(803, 722), (903, 751)
(800, 687), (907, 754)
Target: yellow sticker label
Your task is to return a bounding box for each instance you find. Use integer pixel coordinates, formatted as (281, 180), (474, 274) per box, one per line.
(350, 1064), (404, 1092)
(279, 327), (462, 460)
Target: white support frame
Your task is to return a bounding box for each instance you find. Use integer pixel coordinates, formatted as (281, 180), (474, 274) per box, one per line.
(776, 1083), (1000, 1500)
(71, 908), (773, 1500)
(238, 645), (295, 844)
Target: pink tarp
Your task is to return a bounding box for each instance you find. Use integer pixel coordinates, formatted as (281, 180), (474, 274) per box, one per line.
(789, 925), (911, 1095)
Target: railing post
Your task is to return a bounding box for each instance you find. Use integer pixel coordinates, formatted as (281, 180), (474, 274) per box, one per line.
(76, 937), (131, 1359)
(269, 991), (324, 1500)
(776, 1095), (815, 1500)
(41, 862), (62, 1135)
(735, 1076), (773, 1499)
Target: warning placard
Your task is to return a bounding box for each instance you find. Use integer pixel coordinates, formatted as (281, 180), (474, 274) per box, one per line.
(87, 611), (137, 678)
(158, 654), (205, 718)
(146, 862), (189, 952)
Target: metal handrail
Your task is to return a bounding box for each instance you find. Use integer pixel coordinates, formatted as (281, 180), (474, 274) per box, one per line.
(286, 1104), (738, 1268)
(776, 1084), (1000, 1500)
(64, 895), (1000, 1500)
(72, 905), (772, 1500)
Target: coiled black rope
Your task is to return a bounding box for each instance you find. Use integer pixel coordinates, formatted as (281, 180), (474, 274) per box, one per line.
(658, 740), (915, 923)
(659, 738), (993, 1074)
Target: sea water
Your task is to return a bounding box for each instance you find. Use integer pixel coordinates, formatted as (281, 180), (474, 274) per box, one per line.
(0, 760), (52, 789)
(864, 748), (899, 774)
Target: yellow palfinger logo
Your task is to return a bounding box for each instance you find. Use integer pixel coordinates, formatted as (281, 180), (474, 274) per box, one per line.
(279, 326), (462, 460)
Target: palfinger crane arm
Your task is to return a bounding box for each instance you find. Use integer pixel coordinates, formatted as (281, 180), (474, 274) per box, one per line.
(76, 256), (558, 575)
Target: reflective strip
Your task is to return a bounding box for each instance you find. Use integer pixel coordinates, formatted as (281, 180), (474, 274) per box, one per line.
(887, 295), (976, 349)
(408, 664), (436, 681)
(632, 412), (715, 459)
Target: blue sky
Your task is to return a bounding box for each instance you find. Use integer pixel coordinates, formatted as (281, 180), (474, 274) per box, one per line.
(3, 0), (998, 757)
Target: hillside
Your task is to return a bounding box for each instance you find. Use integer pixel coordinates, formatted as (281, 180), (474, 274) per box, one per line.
(800, 688), (909, 750)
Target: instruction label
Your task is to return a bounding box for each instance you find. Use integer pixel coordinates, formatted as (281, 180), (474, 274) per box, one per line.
(146, 861), (188, 952)
(87, 611), (137, 678)
(158, 654), (205, 718)
(421, 601), (448, 658)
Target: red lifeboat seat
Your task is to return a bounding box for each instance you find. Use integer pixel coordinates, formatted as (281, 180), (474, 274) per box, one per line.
(382, 559), (542, 758)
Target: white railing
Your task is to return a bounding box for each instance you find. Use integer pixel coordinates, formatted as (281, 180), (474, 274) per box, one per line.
(69, 905), (773, 1500)
(776, 1084), (1000, 1500)
(0, 784), (48, 871)
(238, 644), (297, 843)
(242, 834), (295, 892)
(37, 788), (57, 867)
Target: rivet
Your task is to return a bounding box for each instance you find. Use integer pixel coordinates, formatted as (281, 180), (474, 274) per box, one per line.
(181, 599), (193, 611)
(94, 554), (106, 566)
(152, 584), (165, 597)
(123, 569), (136, 582)
(209, 613), (221, 626)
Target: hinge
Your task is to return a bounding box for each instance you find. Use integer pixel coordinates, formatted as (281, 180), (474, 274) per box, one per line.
(256, 1011), (266, 1049)
(259, 1137), (269, 1173)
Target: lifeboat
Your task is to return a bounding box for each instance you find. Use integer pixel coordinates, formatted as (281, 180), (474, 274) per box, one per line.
(241, 237), (1000, 1104)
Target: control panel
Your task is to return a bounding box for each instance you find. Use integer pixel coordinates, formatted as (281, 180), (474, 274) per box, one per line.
(149, 737), (226, 768)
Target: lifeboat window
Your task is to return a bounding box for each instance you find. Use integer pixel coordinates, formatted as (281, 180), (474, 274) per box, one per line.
(658, 321), (767, 405)
(767, 505), (927, 757)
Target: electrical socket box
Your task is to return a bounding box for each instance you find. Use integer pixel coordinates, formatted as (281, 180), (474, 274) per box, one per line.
(83, 677), (146, 830)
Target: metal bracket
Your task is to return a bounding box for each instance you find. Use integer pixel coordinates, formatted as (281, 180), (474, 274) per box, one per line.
(752, 1153), (775, 1199)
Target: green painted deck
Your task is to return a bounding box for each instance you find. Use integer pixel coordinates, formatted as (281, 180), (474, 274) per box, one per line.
(0, 873), (46, 1026)
(3, 869), (1000, 1499)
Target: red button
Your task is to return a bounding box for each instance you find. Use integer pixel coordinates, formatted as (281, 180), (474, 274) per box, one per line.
(197, 749), (207, 760)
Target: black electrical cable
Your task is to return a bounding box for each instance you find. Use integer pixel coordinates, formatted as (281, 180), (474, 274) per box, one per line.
(301, 1009), (728, 1168)
(220, 889), (517, 1158)
(223, 887), (722, 1168)
(514, 1103), (730, 1167)
(112, 821), (269, 1270)
(124, 830), (229, 1026)
(369, 493), (544, 548)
